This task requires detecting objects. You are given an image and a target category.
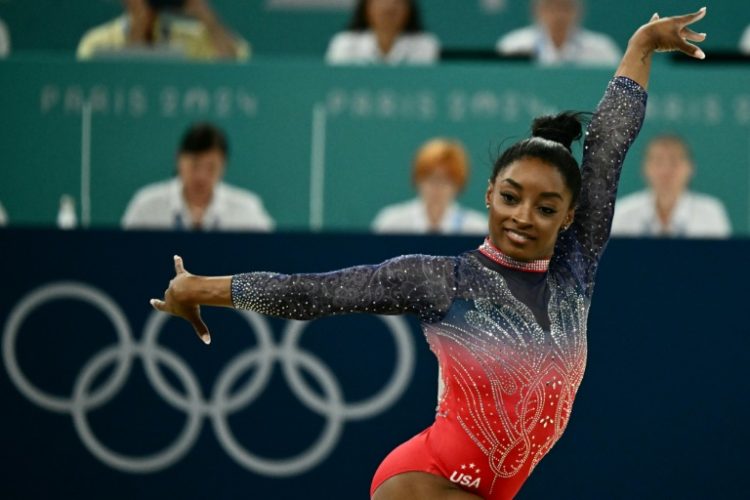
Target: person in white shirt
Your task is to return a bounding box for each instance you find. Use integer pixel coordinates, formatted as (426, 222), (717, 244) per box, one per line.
(496, 0), (621, 66)
(739, 25), (750, 54)
(0, 17), (10, 58)
(326, 0), (439, 65)
(0, 200), (8, 226)
(77, 0), (249, 61)
(122, 122), (274, 231)
(611, 134), (730, 238)
(372, 138), (487, 234)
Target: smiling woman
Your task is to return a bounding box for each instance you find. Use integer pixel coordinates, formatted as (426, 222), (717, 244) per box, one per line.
(150, 7), (710, 500)
(485, 112), (586, 261)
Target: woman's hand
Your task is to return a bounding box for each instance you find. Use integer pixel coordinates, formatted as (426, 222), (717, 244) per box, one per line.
(616, 8), (708, 90)
(630, 7), (707, 59)
(150, 255), (212, 345)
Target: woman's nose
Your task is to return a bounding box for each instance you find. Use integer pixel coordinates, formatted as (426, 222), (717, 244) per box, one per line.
(512, 204), (533, 225)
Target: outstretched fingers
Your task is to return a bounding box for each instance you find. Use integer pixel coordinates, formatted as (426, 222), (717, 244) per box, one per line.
(174, 254), (186, 275)
(676, 6), (707, 27)
(187, 310), (212, 345)
(150, 254), (211, 346)
(681, 27), (707, 43)
(678, 39), (705, 59)
(675, 7), (707, 59)
(150, 298), (167, 312)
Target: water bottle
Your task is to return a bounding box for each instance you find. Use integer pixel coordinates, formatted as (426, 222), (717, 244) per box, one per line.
(57, 195), (77, 229)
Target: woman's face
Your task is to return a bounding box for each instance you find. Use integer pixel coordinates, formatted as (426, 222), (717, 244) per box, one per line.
(485, 157), (574, 261)
(366, 0), (410, 34)
(416, 167), (460, 210)
(178, 148), (226, 204)
(535, 0), (580, 42)
(643, 140), (693, 200)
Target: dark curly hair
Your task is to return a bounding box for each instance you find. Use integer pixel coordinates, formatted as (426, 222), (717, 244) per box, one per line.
(178, 122), (229, 158)
(491, 112), (590, 206)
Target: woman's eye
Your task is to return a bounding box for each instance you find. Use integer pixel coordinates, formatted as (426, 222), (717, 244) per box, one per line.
(500, 192), (517, 203)
(539, 206), (557, 216)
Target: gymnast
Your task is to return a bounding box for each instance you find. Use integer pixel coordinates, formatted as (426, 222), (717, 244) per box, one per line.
(151, 8), (708, 499)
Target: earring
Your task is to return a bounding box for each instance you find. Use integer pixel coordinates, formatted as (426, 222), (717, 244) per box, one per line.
(485, 203), (490, 209)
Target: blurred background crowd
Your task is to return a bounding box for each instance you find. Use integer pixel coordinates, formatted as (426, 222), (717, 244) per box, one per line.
(0, 0), (747, 238)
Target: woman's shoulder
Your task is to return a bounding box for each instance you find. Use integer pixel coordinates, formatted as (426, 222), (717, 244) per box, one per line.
(686, 191), (729, 211)
(326, 30), (376, 63)
(328, 30), (373, 45)
(372, 198), (422, 229)
(401, 32), (439, 43)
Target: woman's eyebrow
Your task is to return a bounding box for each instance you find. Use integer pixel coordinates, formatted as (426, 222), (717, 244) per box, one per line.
(539, 192), (563, 200)
(500, 178), (523, 190)
(501, 178), (563, 200)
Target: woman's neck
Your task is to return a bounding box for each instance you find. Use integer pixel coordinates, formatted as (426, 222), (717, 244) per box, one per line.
(375, 30), (399, 55)
(654, 191), (681, 226)
(183, 189), (213, 226)
(425, 202), (448, 230)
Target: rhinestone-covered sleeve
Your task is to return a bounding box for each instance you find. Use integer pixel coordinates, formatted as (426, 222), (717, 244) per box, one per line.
(231, 254), (456, 322)
(554, 76), (647, 287)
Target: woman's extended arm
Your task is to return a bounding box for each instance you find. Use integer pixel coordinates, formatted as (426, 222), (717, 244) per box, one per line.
(151, 254), (455, 345)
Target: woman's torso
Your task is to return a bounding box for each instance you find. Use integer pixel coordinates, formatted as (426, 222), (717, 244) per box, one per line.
(420, 250), (589, 498)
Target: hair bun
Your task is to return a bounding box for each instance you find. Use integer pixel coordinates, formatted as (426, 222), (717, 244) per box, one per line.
(531, 112), (585, 151)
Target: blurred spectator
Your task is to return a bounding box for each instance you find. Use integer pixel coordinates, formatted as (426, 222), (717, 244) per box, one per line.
(122, 122), (273, 231)
(372, 138), (486, 234)
(326, 0), (439, 65)
(77, 0), (248, 61)
(0, 17), (10, 58)
(611, 134), (730, 238)
(496, 0), (620, 66)
(0, 200), (7, 226)
(740, 25), (750, 54)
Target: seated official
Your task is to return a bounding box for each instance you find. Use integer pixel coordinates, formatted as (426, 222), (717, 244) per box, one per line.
(326, 0), (439, 65)
(122, 122), (273, 231)
(496, 0), (620, 66)
(77, 0), (248, 61)
(372, 138), (486, 234)
(0, 17), (10, 58)
(611, 134), (730, 238)
(740, 24), (750, 54)
(0, 200), (7, 226)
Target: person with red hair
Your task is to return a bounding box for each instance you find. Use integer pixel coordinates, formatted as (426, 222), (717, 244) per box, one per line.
(372, 138), (487, 234)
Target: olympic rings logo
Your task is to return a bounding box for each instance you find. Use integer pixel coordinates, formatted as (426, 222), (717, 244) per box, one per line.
(2, 282), (415, 476)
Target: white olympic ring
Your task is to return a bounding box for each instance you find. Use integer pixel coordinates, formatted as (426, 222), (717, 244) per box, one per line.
(2, 282), (415, 476)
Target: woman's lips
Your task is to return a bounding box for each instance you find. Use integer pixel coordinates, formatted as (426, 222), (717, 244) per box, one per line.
(505, 228), (534, 245)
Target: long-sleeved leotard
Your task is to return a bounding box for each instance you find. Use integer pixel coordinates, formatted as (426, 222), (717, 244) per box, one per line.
(232, 77), (647, 499)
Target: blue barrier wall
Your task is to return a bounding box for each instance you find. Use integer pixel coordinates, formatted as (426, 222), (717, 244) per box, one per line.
(1, 229), (748, 499)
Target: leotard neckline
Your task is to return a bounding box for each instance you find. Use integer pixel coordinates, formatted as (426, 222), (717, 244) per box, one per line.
(477, 237), (550, 274)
